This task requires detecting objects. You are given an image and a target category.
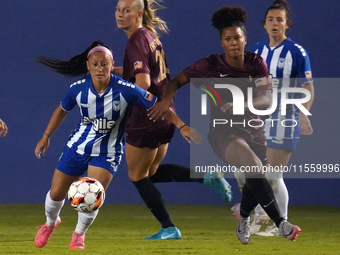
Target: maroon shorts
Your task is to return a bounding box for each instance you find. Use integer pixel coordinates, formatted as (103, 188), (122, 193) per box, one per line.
(207, 128), (267, 165)
(126, 123), (175, 149)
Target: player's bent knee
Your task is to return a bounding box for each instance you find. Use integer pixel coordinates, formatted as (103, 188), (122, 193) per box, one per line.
(265, 170), (283, 182)
(49, 189), (68, 202)
(128, 170), (149, 182)
(234, 170), (245, 191)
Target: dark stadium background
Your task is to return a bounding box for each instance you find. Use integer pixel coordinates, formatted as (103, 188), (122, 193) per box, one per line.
(0, 0), (339, 206)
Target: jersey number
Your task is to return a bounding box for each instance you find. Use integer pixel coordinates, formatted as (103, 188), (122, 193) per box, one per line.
(155, 49), (169, 82)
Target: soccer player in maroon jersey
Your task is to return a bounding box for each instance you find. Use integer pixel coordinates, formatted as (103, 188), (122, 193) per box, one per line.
(148, 5), (302, 244)
(115, 0), (231, 240)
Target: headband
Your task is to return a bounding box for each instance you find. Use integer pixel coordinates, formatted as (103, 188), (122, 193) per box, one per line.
(87, 46), (113, 60)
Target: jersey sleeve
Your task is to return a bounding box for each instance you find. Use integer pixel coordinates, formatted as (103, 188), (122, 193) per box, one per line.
(253, 55), (272, 93)
(182, 58), (209, 88)
(126, 34), (151, 76)
(295, 47), (313, 85)
(132, 85), (157, 108)
(60, 85), (78, 112)
(116, 77), (157, 109)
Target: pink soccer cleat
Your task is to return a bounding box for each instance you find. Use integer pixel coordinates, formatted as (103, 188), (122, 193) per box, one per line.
(35, 217), (61, 248)
(69, 231), (85, 249)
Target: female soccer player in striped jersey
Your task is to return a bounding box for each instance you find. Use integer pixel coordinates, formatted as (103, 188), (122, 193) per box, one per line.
(115, 0), (231, 240)
(244, 0), (314, 236)
(33, 41), (192, 249)
(148, 5), (302, 244)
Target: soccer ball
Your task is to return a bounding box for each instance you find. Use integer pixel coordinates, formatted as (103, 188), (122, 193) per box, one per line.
(68, 177), (105, 213)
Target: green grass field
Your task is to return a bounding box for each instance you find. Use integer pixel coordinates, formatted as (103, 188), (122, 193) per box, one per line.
(0, 204), (339, 255)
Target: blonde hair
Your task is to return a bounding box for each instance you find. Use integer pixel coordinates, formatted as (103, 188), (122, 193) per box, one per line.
(136, 0), (169, 36)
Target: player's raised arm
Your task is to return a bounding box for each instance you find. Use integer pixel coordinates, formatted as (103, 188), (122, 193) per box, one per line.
(148, 71), (189, 121)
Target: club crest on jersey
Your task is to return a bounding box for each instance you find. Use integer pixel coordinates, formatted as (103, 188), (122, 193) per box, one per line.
(277, 58), (285, 69)
(112, 101), (121, 111)
(145, 91), (154, 101)
(134, 61), (143, 70)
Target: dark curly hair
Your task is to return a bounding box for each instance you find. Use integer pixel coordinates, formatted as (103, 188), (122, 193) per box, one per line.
(35, 40), (113, 78)
(263, 0), (292, 26)
(211, 6), (247, 38)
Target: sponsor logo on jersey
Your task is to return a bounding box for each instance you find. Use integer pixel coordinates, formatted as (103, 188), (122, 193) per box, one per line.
(255, 77), (268, 87)
(145, 91), (154, 101)
(83, 117), (115, 133)
(112, 101), (121, 111)
(305, 71), (312, 79)
(277, 58), (285, 69)
(134, 61), (143, 70)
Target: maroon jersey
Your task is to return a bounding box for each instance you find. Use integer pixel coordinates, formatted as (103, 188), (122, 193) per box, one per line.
(182, 52), (271, 140)
(123, 27), (175, 132)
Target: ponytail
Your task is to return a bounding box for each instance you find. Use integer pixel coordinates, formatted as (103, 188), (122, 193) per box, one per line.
(35, 40), (112, 78)
(139, 0), (169, 37)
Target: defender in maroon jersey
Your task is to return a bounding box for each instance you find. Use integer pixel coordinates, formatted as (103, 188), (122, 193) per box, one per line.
(182, 52), (271, 164)
(148, 5), (301, 244)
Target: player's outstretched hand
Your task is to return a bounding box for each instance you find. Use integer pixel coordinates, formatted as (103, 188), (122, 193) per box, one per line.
(147, 101), (170, 122)
(299, 114), (313, 136)
(35, 136), (50, 159)
(179, 125), (202, 144)
(0, 119), (8, 137)
(221, 102), (234, 113)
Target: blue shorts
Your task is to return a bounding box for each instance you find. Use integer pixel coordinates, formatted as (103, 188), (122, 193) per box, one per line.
(266, 137), (299, 151)
(56, 146), (119, 176)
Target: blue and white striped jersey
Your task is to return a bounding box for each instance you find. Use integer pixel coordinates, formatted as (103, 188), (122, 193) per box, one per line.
(60, 74), (157, 162)
(253, 38), (313, 139)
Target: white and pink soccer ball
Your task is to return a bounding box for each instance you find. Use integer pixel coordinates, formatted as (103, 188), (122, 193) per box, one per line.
(68, 177), (105, 213)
